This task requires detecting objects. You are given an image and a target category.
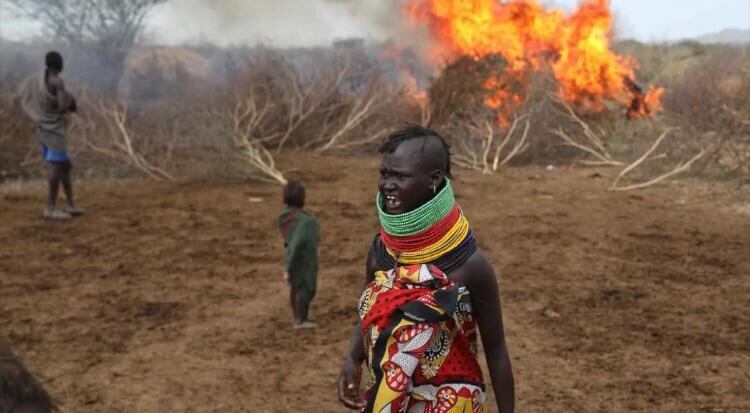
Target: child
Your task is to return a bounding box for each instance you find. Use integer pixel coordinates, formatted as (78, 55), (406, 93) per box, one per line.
(277, 181), (320, 329)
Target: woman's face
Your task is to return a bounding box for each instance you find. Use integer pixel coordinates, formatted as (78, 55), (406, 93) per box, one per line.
(378, 139), (442, 214)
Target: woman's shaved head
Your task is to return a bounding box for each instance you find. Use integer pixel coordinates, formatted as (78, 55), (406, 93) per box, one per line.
(378, 124), (452, 178)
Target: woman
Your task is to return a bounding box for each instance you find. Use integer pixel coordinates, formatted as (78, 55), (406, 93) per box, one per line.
(336, 125), (514, 412)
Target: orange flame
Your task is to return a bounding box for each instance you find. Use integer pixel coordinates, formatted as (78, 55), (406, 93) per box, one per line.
(403, 0), (663, 122)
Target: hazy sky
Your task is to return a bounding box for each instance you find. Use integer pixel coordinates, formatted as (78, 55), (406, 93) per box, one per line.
(1, 0), (748, 46)
(561, 0), (750, 41)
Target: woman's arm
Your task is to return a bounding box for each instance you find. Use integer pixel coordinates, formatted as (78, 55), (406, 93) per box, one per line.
(337, 321), (366, 409)
(337, 245), (379, 409)
(465, 251), (515, 413)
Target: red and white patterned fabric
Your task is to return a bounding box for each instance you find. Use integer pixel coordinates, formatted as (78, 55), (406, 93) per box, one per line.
(358, 264), (485, 413)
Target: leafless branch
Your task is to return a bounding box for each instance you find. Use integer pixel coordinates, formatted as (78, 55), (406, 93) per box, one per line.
(316, 93), (378, 153)
(275, 57), (351, 152)
(609, 128), (706, 191)
(609, 149), (707, 191)
(228, 89), (287, 184)
(498, 115), (531, 168)
(550, 127), (625, 166)
(75, 92), (174, 181)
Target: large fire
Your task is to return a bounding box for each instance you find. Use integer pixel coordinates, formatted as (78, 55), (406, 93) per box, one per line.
(402, 0), (663, 122)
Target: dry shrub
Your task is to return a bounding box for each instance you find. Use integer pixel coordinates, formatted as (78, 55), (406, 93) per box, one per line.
(427, 56), (590, 169)
(427, 55), (508, 126)
(0, 95), (36, 180)
(181, 46), (416, 163)
(62, 46), (417, 183)
(428, 55), (518, 170)
(228, 47), (410, 154)
(663, 51), (750, 178)
(69, 91), (176, 180)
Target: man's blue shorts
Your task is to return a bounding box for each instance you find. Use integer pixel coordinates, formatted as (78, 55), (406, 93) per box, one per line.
(40, 144), (69, 163)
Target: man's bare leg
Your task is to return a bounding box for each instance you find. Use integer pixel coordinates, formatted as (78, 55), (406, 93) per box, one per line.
(44, 163), (71, 220)
(47, 163), (61, 210)
(60, 160), (83, 215)
(60, 160), (74, 207)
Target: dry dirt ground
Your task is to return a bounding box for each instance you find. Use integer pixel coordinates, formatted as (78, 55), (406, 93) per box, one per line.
(1, 154), (748, 413)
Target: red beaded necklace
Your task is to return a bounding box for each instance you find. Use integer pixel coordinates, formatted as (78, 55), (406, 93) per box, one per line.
(379, 204), (462, 253)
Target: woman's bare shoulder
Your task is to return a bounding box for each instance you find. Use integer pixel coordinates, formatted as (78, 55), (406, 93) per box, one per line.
(449, 248), (496, 288)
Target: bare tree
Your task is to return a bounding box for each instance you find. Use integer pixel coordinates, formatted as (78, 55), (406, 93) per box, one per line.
(9, 0), (166, 96)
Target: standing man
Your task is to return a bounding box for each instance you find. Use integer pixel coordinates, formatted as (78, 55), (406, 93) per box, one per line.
(19, 51), (83, 220)
(278, 181), (320, 329)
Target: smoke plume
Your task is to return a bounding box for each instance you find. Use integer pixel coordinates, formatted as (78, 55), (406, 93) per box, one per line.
(145, 0), (401, 47)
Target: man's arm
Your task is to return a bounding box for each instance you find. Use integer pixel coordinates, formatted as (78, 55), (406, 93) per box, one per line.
(48, 75), (74, 114)
(464, 250), (515, 413)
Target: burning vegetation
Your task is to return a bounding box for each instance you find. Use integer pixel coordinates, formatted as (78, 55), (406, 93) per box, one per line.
(401, 0), (664, 124)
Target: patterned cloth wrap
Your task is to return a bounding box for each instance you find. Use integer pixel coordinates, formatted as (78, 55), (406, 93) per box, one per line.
(358, 263), (485, 413)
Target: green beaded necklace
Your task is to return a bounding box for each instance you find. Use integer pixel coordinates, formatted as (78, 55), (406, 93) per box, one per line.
(376, 179), (455, 237)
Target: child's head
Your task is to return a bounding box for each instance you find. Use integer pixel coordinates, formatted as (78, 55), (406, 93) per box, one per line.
(283, 181), (305, 208)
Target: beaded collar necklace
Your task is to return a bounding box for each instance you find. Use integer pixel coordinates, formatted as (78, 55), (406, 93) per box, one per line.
(376, 178), (455, 236)
(375, 179), (477, 269)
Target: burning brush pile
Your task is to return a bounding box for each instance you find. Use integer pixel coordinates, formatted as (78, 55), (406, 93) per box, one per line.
(389, 0), (702, 184)
(406, 0), (663, 120)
